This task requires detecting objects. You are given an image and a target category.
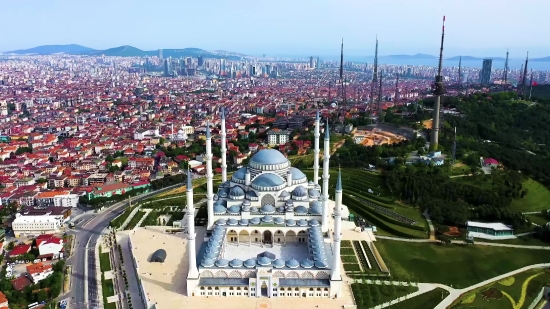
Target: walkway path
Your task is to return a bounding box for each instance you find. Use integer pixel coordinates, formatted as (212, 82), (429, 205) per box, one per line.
(423, 210), (436, 241)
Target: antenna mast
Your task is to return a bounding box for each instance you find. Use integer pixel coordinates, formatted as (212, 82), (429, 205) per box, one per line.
(429, 15), (447, 151)
(503, 49), (509, 86)
(369, 36), (379, 114)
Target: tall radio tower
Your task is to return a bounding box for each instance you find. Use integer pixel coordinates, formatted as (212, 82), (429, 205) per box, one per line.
(503, 49), (509, 86)
(521, 52), (529, 95)
(369, 36), (379, 114)
(429, 16), (447, 151)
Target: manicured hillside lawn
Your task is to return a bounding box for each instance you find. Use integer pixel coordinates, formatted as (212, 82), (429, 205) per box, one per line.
(99, 252), (111, 272)
(525, 213), (549, 226)
(510, 179), (550, 212)
(387, 288), (448, 309)
(375, 239), (550, 288)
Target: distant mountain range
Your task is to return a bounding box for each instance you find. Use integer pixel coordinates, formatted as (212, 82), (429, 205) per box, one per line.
(4, 44), (243, 60)
(4, 44), (550, 62)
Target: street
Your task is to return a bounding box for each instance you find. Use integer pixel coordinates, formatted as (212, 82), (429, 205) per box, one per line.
(64, 184), (181, 309)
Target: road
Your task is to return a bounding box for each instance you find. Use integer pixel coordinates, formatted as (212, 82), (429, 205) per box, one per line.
(66, 184), (181, 309)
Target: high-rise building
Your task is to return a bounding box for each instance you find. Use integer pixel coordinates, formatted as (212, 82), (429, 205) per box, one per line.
(480, 59), (492, 85)
(163, 59), (170, 77)
(197, 55), (204, 67)
(309, 56), (315, 69)
(158, 49), (163, 60)
(317, 57), (321, 69)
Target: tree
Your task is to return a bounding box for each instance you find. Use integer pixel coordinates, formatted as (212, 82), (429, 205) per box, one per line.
(37, 178), (47, 184)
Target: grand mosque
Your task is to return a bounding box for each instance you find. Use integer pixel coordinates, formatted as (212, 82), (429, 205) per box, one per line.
(185, 109), (348, 299)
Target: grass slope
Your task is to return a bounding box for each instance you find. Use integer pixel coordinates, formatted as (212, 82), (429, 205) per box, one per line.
(125, 211), (146, 230)
(99, 252), (111, 272)
(388, 288), (448, 309)
(510, 179), (550, 212)
(375, 239), (550, 288)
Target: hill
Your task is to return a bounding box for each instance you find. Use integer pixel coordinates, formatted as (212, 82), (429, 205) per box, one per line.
(446, 55), (506, 61)
(385, 53), (437, 59)
(6, 44), (243, 60)
(531, 56), (550, 62)
(7, 44), (97, 55)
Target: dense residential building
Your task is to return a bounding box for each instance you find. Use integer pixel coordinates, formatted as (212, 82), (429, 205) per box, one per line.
(26, 262), (54, 283)
(267, 129), (290, 146)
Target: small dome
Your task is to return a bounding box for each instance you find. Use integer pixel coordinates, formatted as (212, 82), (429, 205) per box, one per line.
(315, 261), (328, 268)
(242, 205), (251, 212)
(260, 204), (275, 213)
(289, 167), (307, 180)
(238, 219), (249, 226)
(247, 190), (258, 198)
(201, 258), (215, 267)
(227, 205), (241, 214)
(214, 225), (225, 231)
(262, 215), (273, 223)
(213, 195), (219, 201)
(244, 258), (256, 268)
(292, 185), (308, 197)
(308, 189), (320, 197)
(229, 186), (245, 197)
(250, 206), (259, 213)
(297, 219), (308, 226)
(215, 259), (229, 267)
(294, 206), (308, 214)
(227, 218), (238, 226)
(276, 206), (285, 213)
(230, 259), (243, 268)
(252, 173), (285, 188)
(232, 167), (247, 180)
(257, 256), (272, 266)
(204, 252), (218, 259)
(309, 206), (322, 215)
(250, 149), (289, 165)
(250, 217), (261, 224)
(279, 190), (290, 197)
(310, 200), (321, 207)
(272, 259), (285, 268)
(216, 219), (227, 226)
(274, 217), (284, 224)
(286, 258), (299, 268)
(214, 205), (226, 213)
(301, 259), (314, 268)
(244, 259), (256, 268)
(286, 200), (294, 206)
(243, 199), (251, 206)
(285, 219), (296, 226)
(308, 219), (320, 227)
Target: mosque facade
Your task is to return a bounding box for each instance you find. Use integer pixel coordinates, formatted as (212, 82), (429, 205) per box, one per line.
(186, 110), (345, 299)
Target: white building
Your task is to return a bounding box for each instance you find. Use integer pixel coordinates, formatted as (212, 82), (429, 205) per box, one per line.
(267, 129), (290, 146)
(37, 235), (64, 258)
(133, 128), (160, 140)
(26, 262), (53, 283)
(12, 214), (65, 237)
(53, 194), (79, 207)
(185, 113), (345, 299)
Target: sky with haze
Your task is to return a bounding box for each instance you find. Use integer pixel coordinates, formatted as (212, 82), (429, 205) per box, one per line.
(2, 0), (548, 58)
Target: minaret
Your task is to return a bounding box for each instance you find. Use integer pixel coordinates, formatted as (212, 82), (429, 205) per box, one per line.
(369, 36), (379, 114)
(321, 120), (331, 232)
(186, 168), (199, 295)
(430, 16), (447, 151)
(330, 169), (343, 298)
(205, 121), (214, 229)
(220, 107), (228, 183)
(313, 110), (320, 185)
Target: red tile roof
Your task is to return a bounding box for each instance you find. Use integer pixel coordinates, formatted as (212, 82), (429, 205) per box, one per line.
(11, 276), (32, 290)
(9, 243), (31, 256)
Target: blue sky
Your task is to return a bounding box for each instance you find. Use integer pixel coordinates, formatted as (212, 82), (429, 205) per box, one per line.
(3, 0), (548, 58)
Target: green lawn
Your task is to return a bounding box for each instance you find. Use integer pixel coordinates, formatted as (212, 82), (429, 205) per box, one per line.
(526, 213), (549, 226)
(510, 178), (550, 212)
(375, 239), (550, 288)
(125, 210), (146, 230)
(352, 283), (418, 309)
(451, 269), (550, 309)
(484, 234), (550, 247)
(387, 288), (448, 309)
(99, 252), (111, 272)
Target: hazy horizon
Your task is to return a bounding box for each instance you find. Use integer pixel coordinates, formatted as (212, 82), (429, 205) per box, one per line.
(3, 0), (549, 58)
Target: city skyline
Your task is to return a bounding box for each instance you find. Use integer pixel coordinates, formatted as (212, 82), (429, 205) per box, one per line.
(3, 0), (549, 58)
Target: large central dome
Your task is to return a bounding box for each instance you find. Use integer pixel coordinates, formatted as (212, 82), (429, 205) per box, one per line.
(250, 149), (289, 165)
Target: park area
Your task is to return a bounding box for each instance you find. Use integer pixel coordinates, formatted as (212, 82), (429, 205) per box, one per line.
(302, 168), (428, 239)
(451, 269), (550, 309)
(387, 288), (449, 309)
(510, 178), (550, 213)
(374, 239), (550, 288)
(351, 283), (418, 309)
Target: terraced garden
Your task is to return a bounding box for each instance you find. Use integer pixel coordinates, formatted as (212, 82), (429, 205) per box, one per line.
(302, 168), (429, 239)
(387, 288), (448, 309)
(352, 283), (418, 309)
(125, 210), (146, 230)
(450, 268), (550, 309)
